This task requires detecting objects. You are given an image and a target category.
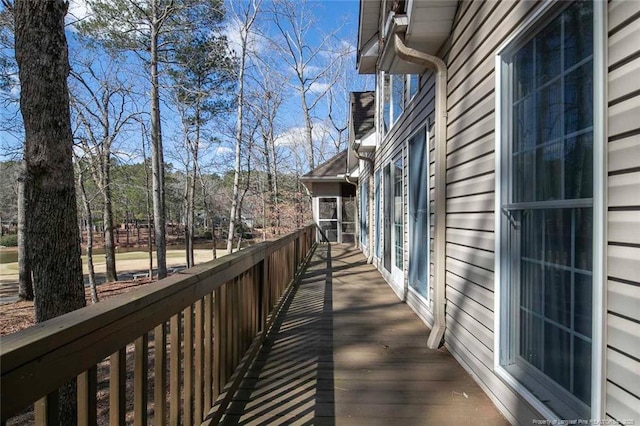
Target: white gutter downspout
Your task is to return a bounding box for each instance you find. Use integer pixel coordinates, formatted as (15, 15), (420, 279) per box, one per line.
(393, 32), (448, 349)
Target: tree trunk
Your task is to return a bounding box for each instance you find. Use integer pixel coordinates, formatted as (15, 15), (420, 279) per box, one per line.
(15, 0), (86, 421)
(301, 90), (314, 170)
(183, 157), (194, 268)
(78, 168), (99, 304)
(269, 131), (281, 235)
(17, 172), (33, 301)
(186, 111), (199, 268)
(150, 4), (167, 278)
(227, 40), (246, 255)
(142, 129), (154, 279)
(102, 157), (118, 281)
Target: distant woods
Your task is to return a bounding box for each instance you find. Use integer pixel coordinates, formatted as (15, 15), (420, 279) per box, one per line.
(1, 0), (362, 302)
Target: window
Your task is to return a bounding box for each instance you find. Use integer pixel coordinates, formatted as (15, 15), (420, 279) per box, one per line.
(360, 181), (369, 247)
(381, 72), (415, 134)
(391, 74), (404, 125)
(393, 156), (403, 270)
(408, 74), (419, 100)
(382, 72), (391, 133)
(498, 1), (594, 420)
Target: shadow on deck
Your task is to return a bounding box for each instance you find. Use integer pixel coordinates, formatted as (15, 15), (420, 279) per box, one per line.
(221, 244), (509, 425)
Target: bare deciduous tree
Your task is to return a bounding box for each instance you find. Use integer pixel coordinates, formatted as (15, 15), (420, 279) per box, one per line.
(269, 0), (348, 171)
(71, 54), (138, 282)
(227, 0), (261, 254)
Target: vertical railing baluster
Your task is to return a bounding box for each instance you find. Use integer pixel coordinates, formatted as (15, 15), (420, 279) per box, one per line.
(183, 305), (193, 426)
(231, 277), (238, 370)
(134, 334), (148, 426)
(77, 366), (97, 426)
(258, 258), (265, 332)
(204, 293), (213, 412)
(109, 348), (126, 426)
(34, 390), (58, 425)
(170, 313), (181, 425)
(194, 299), (203, 422)
(227, 281), (233, 384)
(221, 285), (229, 388)
(154, 322), (167, 425)
(242, 270), (248, 353)
(213, 287), (222, 400)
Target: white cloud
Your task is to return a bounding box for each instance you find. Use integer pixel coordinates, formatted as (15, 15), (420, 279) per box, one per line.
(274, 122), (334, 148)
(214, 146), (233, 156)
(222, 16), (266, 58)
(67, 0), (91, 27)
(308, 81), (330, 95)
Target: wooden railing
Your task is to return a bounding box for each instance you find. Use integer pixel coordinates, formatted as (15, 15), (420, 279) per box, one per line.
(1, 224), (316, 425)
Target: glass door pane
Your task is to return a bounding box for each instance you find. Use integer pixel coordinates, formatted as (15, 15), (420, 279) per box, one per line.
(408, 129), (428, 298)
(383, 164), (392, 271)
(393, 157), (403, 270)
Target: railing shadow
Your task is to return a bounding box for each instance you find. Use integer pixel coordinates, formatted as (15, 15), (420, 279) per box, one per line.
(220, 229), (335, 425)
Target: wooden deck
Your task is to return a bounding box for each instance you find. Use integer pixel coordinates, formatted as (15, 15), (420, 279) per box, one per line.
(220, 244), (509, 425)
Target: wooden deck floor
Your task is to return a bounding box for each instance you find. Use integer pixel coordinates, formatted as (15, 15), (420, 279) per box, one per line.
(220, 244), (509, 425)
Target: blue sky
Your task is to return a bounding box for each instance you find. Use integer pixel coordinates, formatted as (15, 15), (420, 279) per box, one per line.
(0, 0), (373, 173)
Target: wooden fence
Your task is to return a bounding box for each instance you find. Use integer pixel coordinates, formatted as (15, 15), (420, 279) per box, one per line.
(1, 225), (316, 425)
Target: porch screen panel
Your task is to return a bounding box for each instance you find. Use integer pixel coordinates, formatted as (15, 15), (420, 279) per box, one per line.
(318, 197), (338, 242)
(342, 196), (356, 244)
(408, 129), (428, 298)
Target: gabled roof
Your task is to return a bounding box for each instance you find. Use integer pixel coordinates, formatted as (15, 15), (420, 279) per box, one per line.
(300, 150), (347, 182)
(350, 91), (376, 140)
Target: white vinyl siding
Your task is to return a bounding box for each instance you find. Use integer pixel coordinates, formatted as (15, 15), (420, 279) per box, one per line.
(606, 0), (640, 423)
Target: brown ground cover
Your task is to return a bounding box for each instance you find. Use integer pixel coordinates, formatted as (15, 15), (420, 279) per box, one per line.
(0, 278), (152, 336)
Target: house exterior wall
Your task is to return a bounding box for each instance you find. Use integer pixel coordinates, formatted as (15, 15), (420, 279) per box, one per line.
(372, 69), (436, 306)
(358, 0), (640, 423)
(436, 2), (542, 423)
(605, 0), (640, 422)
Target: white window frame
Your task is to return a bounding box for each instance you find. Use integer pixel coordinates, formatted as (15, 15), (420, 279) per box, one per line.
(493, 0), (606, 421)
